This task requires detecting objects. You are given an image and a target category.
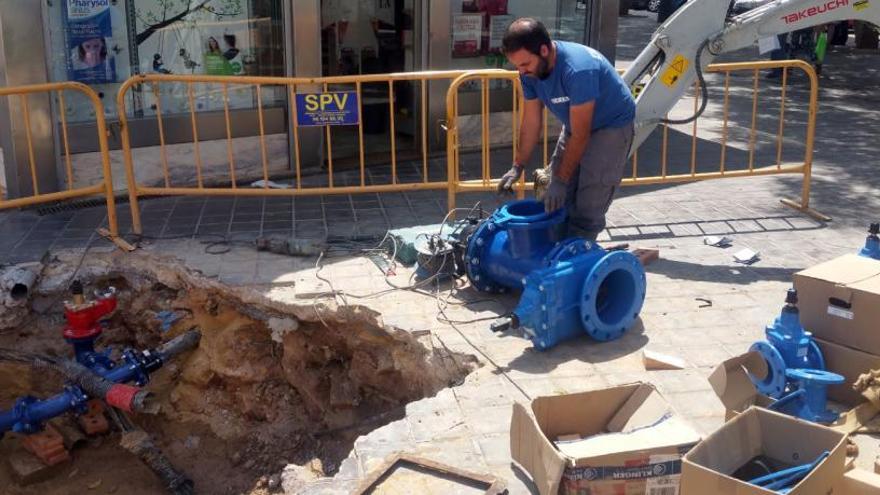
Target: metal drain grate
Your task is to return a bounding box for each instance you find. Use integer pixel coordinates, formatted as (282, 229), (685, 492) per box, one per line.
(35, 198), (108, 215)
(31, 194), (163, 216)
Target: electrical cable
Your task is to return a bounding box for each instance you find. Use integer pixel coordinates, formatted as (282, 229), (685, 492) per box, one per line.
(430, 278), (531, 401)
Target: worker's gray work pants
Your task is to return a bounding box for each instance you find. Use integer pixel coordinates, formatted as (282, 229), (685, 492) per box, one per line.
(548, 123), (634, 241)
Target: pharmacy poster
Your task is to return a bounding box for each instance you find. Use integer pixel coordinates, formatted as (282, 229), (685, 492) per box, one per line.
(452, 14), (482, 57)
(64, 0), (117, 84)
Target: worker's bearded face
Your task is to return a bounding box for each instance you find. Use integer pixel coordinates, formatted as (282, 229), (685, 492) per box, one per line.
(533, 54), (551, 80)
(507, 45), (553, 80)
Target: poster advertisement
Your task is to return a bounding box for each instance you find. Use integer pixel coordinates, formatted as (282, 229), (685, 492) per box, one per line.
(133, 0), (257, 114)
(489, 15), (515, 51)
(295, 92), (359, 126)
(452, 14), (483, 57)
(65, 0), (116, 85)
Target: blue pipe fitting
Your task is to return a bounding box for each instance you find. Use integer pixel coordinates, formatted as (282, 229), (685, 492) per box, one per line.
(465, 200), (567, 292)
(70, 337), (116, 375)
(774, 368), (844, 424)
(0, 386), (89, 434)
(859, 223), (880, 260)
(467, 200), (647, 350)
(0, 344), (166, 435)
(749, 289), (825, 399)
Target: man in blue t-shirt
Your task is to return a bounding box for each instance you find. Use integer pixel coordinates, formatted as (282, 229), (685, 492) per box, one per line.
(498, 18), (635, 241)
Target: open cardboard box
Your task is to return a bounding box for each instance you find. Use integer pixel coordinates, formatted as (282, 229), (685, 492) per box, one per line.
(710, 338), (880, 419)
(510, 382), (701, 495)
(681, 407), (847, 495)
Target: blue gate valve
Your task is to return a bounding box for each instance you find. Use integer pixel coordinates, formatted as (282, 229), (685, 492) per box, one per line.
(749, 289), (825, 398)
(466, 200), (647, 350)
(767, 368), (844, 424)
(859, 223), (880, 260)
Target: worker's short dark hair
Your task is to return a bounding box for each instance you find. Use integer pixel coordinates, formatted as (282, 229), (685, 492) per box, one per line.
(502, 18), (552, 56)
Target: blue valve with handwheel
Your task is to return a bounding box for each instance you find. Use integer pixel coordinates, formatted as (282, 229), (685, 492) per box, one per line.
(749, 288), (825, 399)
(464, 200), (647, 350)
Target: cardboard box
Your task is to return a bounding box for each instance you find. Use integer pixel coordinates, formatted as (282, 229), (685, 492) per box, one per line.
(708, 351), (775, 420)
(710, 340), (880, 419)
(817, 337), (880, 405)
(681, 407), (847, 495)
(842, 468), (880, 494)
(794, 254), (880, 355)
(510, 382), (701, 495)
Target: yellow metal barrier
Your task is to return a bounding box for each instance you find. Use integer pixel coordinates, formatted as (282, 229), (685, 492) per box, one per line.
(446, 60), (827, 221)
(0, 82), (118, 235)
(117, 71), (501, 235)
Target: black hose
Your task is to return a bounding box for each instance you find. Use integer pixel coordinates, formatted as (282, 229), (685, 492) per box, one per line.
(661, 38), (711, 125)
(156, 329), (201, 362)
(0, 348), (158, 414)
(119, 429), (195, 495)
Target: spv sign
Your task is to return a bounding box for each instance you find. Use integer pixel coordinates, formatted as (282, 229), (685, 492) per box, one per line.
(296, 91), (359, 126)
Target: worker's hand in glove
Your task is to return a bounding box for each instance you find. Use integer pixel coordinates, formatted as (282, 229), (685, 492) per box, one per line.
(543, 176), (568, 212)
(497, 164), (524, 195)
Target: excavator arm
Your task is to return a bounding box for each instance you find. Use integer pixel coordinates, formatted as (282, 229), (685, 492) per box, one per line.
(623, 0), (880, 152)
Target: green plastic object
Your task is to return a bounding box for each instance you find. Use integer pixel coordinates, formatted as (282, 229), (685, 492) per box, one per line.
(387, 222), (465, 266)
(815, 31), (828, 64)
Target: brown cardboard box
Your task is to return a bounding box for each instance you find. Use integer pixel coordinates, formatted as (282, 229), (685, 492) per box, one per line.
(681, 407), (847, 495)
(842, 468), (880, 494)
(817, 337), (880, 405)
(793, 254), (880, 355)
(510, 382), (701, 495)
(710, 341), (880, 419)
(708, 351), (775, 420)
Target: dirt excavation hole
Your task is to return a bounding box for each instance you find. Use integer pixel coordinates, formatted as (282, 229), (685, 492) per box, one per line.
(0, 257), (477, 495)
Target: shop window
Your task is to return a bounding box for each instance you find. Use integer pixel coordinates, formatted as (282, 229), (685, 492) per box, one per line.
(46, 0), (287, 124)
(450, 0), (588, 89)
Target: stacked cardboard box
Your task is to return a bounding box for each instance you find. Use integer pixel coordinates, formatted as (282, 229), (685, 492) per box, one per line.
(695, 253), (880, 492)
(793, 254), (880, 404)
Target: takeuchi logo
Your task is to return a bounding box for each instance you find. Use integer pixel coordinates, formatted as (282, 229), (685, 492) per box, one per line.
(781, 0), (849, 24)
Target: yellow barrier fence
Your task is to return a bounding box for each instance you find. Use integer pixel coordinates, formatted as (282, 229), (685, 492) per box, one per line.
(446, 60), (826, 221)
(117, 70), (513, 235)
(0, 82), (118, 235)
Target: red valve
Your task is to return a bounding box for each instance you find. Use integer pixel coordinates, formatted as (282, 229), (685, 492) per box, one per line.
(62, 289), (117, 340)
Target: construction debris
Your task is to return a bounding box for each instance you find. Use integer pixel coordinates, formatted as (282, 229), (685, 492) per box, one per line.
(6, 446), (67, 485)
(96, 228), (136, 252)
(631, 247), (660, 266)
(0, 264), (40, 330)
(643, 349), (688, 370)
(733, 248), (760, 265)
(354, 453), (507, 495)
(21, 423), (70, 466)
(704, 235), (733, 247)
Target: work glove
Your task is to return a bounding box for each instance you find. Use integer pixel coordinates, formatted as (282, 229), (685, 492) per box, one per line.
(543, 176), (568, 213)
(497, 164), (523, 195)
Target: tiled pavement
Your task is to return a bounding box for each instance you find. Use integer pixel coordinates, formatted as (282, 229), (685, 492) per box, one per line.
(3, 11), (880, 494)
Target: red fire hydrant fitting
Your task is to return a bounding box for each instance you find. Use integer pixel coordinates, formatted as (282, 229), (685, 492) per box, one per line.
(62, 282), (117, 341)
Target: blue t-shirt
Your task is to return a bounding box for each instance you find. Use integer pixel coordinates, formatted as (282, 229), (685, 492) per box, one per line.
(521, 41), (635, 132)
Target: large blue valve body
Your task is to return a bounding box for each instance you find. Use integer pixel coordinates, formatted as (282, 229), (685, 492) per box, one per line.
(750, 300), (825, 399)
(465, 200), (647, 350)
